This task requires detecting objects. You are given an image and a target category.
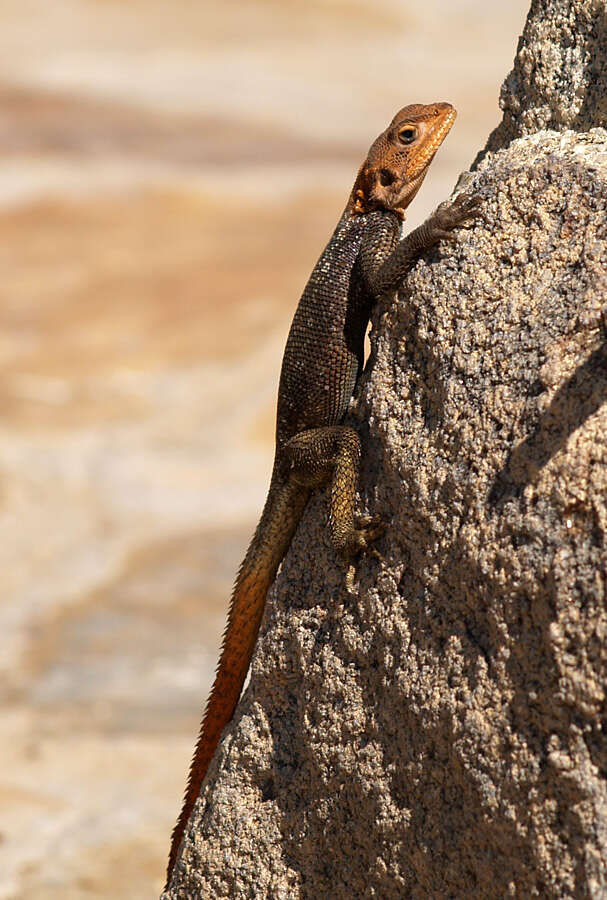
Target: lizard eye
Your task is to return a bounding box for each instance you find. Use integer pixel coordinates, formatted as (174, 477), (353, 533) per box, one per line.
(398, 126), (417, 144)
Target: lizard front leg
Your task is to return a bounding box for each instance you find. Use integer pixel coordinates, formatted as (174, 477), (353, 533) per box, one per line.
(362, 192), (481, 296)
(282, 426), (380, 561)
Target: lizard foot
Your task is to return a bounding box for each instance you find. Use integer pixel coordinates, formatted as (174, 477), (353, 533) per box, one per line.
(355, 514), (385, 550)
(348, 514), (385, 554)
(343, 515), (385, 593)
(431, 192), (483, 241)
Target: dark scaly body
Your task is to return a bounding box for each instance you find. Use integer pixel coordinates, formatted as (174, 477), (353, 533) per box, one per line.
(276, 209), (399, 444)
(166, 102), (480, 886)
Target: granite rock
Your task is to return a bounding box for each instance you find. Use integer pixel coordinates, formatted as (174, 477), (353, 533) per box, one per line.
(477, 0), (607, 164)
(164, 3), (607, 894)
(165, 128), (607, 899)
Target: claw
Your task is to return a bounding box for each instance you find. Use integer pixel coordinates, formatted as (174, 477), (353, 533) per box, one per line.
(435, 228), (458, 242)
(367, 546), (384, 564)
(345, 562), (356, 594)
(355, 514), (385, 542)
(341, 514), (385, 591)
(432, 191), (482, 245)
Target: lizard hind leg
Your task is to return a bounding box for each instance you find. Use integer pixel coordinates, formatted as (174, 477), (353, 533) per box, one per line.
(283, 425), (383, 564)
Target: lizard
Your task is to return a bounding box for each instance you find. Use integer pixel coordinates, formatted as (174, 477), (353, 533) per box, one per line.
(166, 101), (479, 886)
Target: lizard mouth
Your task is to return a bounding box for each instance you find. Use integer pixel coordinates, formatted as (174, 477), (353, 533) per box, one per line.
(405, 104), (457, 181)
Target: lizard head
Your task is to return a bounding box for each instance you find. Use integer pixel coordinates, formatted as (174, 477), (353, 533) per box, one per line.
(349, 102), (456, 219)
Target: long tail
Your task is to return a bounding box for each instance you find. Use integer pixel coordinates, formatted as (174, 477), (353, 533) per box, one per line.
(166, 470), (308, 886)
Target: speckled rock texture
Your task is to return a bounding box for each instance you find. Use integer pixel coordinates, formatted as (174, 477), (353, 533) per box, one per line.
(164, 129), (607, 898)
(477, 0), (607, 164)
(164, 5), (607, 893)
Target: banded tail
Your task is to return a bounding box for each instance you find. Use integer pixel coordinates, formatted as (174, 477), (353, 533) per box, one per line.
(166, 470), (309, 885)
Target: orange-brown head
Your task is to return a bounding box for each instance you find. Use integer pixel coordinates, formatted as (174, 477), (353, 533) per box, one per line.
(349, 102), (456, 218)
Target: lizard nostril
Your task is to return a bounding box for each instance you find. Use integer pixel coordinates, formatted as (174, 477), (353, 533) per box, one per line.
(379, 168), (395, 187)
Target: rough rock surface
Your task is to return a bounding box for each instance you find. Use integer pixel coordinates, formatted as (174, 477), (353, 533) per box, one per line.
(164, 0), (607, 892)
(476, 0), (607, 164)
(164, 128), (607, 898)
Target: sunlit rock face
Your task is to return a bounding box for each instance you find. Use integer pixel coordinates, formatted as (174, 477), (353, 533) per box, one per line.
(0, 1), (530, 897)
(168, 2), (607, 897)
(167, 125), (607, 900)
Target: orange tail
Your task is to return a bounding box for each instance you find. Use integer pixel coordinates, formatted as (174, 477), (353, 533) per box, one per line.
(166, 472), (308, 886)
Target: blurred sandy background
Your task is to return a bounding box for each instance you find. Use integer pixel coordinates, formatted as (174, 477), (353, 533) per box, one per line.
(0, 1), (529, 897)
